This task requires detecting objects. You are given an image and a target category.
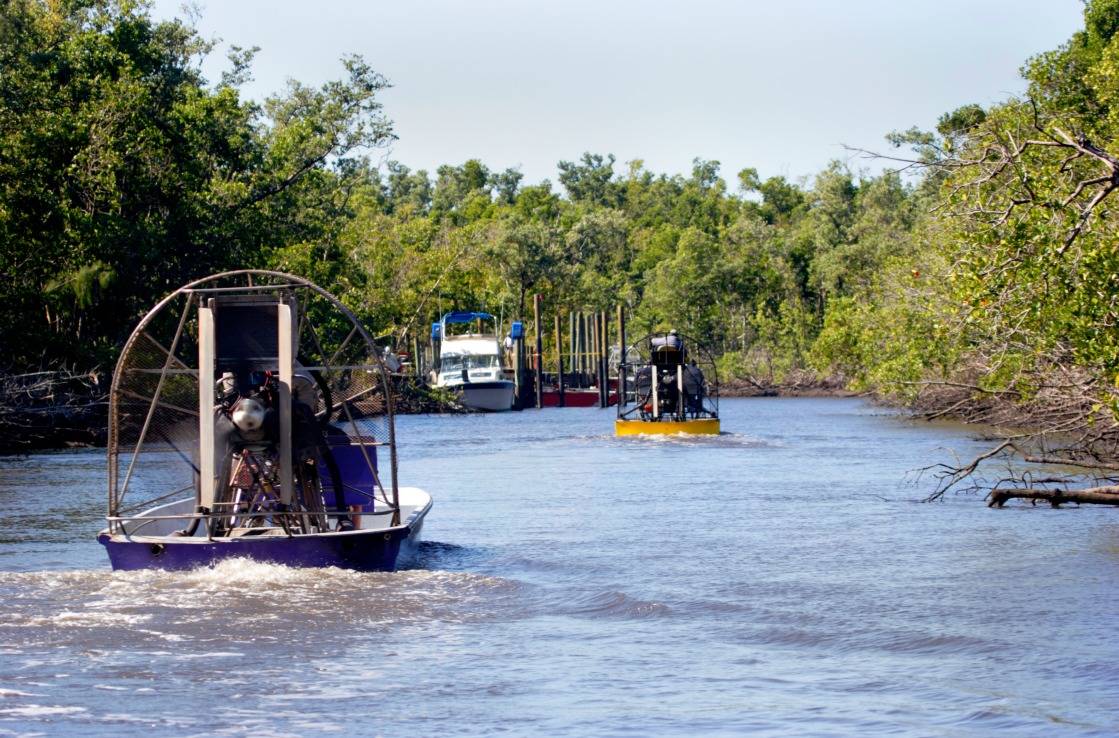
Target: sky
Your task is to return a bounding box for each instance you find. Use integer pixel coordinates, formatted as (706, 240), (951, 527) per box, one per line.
(150, 0), (1085, 188)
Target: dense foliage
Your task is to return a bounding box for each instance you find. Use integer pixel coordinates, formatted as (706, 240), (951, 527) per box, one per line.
(0, 0), (393, 368)
(829, 0), (1119, 427)
(0, 1), (927, 384)
(5, 0), (1119, 444)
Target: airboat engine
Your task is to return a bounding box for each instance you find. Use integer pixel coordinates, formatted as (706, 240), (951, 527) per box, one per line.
(197, 294), (299, 511)
(230, 397), (267, 436)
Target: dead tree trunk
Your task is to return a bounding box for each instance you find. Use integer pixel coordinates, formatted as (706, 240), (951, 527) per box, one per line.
(988, 486), (1119, 508)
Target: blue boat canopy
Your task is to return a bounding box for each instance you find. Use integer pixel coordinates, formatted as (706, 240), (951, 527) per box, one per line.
(441, 311), (495, 324)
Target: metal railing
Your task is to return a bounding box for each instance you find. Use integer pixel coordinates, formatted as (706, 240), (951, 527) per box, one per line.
(107, 506), (402, 539)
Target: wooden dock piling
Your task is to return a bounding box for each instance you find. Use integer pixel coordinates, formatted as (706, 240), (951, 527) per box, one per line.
(579, 312), (587, 376)
(533, 293), (543, 409)
(555, 312), (565, 407)
(598, 311), (609, 408)
(617, 305), (626, 407)
(569, 312), (576, 379)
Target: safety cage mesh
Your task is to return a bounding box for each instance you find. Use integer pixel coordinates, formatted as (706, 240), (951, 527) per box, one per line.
(108, 271), (397, 526)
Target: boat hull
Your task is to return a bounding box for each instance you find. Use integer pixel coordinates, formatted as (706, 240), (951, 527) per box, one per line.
(615, 418), (720, 436)
(541, 388), (618, 407)
(99, 499), (431, 572)
(454, 380), (515, 412)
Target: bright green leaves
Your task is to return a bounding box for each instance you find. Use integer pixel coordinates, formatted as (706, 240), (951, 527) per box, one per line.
(44, 261), (117, 310)
(0, 1), (396, 368)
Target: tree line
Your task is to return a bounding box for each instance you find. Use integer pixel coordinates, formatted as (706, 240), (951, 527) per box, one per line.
(0, 1), (921, 382)
(6, 0), (1119, 486)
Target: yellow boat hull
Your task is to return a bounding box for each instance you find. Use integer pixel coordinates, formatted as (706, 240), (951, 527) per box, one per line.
(614, 418), (720, 436)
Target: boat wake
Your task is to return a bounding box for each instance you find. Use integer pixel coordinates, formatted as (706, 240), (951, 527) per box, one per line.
(548, 589), (672, 620)
(613, 431), (776, 449)
(0, 559), (525, 644)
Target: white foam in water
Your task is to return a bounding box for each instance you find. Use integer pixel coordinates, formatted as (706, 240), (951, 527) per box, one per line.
(0, 705), (87, 717)
(613, 430), (773, 449)
(170, 651), (245, 660)
(24, 610), (152, 628)
(0, 689), (39, 698)
(106, 557), (379, 597)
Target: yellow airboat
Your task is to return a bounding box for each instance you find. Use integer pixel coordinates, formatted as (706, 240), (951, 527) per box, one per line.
(615, 330), (720, 436)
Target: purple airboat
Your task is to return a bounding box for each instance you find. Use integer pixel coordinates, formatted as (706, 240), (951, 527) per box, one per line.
(98, 271), (431, 571)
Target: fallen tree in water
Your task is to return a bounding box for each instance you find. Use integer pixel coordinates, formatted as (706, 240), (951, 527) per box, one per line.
(913, 376), (1119, 508)
(0, 371), (108, 454)
(988, 485), (1119, 508)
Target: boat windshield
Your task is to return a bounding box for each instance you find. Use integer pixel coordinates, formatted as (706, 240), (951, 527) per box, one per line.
(442, 354), (501, 372)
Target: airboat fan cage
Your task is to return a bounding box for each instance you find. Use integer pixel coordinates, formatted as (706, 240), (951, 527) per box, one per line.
(107, 270), (398, 528)
(617, 331), (719, 422)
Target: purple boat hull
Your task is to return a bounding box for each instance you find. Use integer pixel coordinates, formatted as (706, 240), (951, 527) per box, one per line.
(98, 517), (426, 572)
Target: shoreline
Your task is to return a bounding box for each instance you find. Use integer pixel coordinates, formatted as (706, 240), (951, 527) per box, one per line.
(718, 375), (858, 399)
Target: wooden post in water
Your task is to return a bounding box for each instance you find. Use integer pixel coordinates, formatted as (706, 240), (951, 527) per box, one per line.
(533, 293), (543, 409)
(605, 310), (612, 406)
(592, 311), (600, 407)
(569, 311), (576, 380)
(577, 312), (586, 378)
(616, 304), (627, 408)
(590, 312), (598, 385)
(572, 312), (579, 378)
(586, 310), (595, 380)
(587, 311), (594, 381)
(598, 311), (609, 408)
(588, 311), (595, 397)
(555, 312), (565, 407)
(591, 311), (599, 406)
(593, 311), (601, 407)
(595, 308), (604, 407)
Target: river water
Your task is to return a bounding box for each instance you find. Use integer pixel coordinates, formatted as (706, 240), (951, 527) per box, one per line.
(0, 397), (1116, 736)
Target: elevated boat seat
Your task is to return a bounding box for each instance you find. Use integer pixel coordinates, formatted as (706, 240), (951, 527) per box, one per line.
(319, 439), (379, 512)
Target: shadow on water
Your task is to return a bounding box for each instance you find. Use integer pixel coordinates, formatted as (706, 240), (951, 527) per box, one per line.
(406, 540), (485, 570)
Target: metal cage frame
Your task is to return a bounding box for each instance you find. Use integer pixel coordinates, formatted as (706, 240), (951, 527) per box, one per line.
(107, 270), (399, 531)
(616, 331), (719, 422)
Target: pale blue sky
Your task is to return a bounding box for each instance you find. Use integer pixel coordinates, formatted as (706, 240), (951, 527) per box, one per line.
(152, 0), (1083, 186)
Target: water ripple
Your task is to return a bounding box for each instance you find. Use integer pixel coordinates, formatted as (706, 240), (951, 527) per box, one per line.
(555, 589), (672, 619)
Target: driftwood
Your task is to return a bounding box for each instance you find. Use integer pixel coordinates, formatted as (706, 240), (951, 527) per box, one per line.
(988, 485), (1119, 508)
(0, 370), (108, 453)
(898, 356), (1119, 510)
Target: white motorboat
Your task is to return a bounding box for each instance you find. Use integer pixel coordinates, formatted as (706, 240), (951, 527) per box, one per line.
(431, 311), (516, 412)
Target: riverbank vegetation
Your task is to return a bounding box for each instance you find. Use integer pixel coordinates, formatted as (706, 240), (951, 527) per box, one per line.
(5, 0), (1119, 504)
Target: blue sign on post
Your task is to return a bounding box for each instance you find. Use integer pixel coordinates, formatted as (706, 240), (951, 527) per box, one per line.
(510, 321), (524, 340)
(431, 322), (441, 341)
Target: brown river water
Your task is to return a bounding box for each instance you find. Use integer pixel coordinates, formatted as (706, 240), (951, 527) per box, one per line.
(0, 397), (1117, 736)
